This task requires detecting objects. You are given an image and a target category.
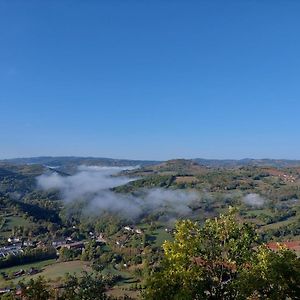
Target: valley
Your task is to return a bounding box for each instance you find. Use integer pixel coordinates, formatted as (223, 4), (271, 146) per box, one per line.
(0, 157), (299, 298)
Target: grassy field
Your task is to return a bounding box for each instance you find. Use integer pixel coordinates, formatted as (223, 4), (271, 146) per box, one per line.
(30, 260), (91, 280)
(102, 264), (139, 286)
(245, 208), (273, 217)
(102, 264), (130, 278)
(152, 228), (172, 247)
(4, 216), (31, 228)
(0, 259), (56, 274)
(0, 260), (91, 287)
(0, 260), (139, 298)
(103, 265), (140, 299)
(139, 223), (173, 247)
(0, 215), (33, 239)
(260, 216), (298, 230)
(107, 286), (140, 299)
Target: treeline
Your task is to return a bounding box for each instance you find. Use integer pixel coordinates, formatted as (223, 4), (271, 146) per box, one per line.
(113, 175), (176, 193)
(261, 220), (300, 241)
(1, 272), (133, 300)
(0, 247), (57, 269)
(9, 199), (61, 223)
(259, 209), (297, 224)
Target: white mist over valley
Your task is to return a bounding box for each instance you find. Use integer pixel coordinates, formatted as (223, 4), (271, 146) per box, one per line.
(37, 165), (200, 219)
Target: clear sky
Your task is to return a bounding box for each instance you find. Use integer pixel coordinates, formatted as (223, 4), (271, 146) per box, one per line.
(1, 0), (300, 160)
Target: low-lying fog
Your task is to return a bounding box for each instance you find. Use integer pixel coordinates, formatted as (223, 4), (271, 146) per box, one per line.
(37, 166), (199, 219)
(37, 166), (265, 220)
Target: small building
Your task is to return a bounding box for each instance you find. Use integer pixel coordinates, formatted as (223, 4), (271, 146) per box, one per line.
(13, 269), (25, 277)
(96, 233), (107, 244)
(27, 268), (39, 275)
(52, 239), (65, 248)
(7, 237), (21, 243)
(0, 288), (11, 295)
(60, 241), (85, 250)
(124, 226), (133, 232)
(23, 240), (35, 247)
(0, 243), (23, 257)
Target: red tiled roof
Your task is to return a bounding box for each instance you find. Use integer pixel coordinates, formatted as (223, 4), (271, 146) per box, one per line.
(266, 241), (300, 251)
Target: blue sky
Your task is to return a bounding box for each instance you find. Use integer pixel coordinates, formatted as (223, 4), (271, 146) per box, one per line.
(1, 0), (300, 160)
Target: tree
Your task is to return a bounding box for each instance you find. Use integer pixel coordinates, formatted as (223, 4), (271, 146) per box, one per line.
(143, 208), (300, 300)
(81, 240), (98, 261)
(22, 276), (52, 300)
(234, 245), (300, 299)
(0, 292), (14, 300)
(59, 247), (77, 261)
(9, 273), (111, 300)
(60, 272), (108, 300)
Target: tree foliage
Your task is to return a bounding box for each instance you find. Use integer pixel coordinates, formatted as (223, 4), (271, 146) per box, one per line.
(59, 272), (108, 300)
(144, 208), (300, 300)
(21, 276), (52, 300)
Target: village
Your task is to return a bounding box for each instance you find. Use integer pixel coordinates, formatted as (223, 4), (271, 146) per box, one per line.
(0, 224), (151, 285)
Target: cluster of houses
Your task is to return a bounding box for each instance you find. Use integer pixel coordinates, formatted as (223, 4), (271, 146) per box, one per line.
(51, 233), (108, 255)
(0, 242), (23, 258)
(1, 267), (39, 280)
(51, 238), (85, 255)
(114, 226), (144, 248)
(266, 168), (297, 183)
(0, 267), (39, 295)
(0, 236), (39, 258)
(123, 225), (143, 234)
(1, 231), (109, 261)
(1, 235), (85, 259)
(281, 174), (296, 183)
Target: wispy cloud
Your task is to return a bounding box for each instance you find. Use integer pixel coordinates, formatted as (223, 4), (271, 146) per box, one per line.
(242, 193), (265, 207)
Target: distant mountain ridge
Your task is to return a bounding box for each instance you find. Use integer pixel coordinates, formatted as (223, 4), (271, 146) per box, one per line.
(1, 156), (300, 169)
(193, 158), (300, 168)
(0, 156), (160, 167)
